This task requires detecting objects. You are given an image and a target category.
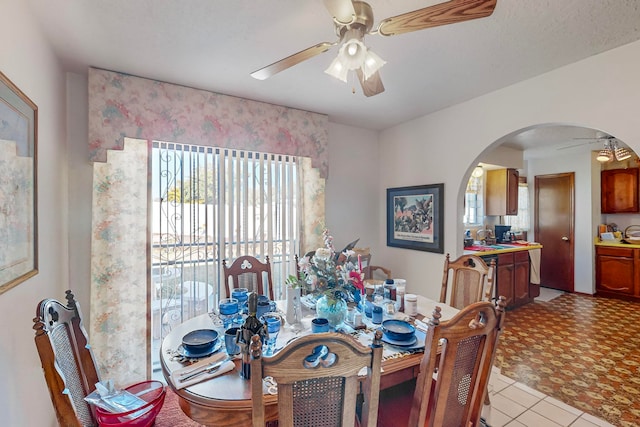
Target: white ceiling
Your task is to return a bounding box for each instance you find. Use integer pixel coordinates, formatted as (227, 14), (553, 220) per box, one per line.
(25, 0), (640, 144)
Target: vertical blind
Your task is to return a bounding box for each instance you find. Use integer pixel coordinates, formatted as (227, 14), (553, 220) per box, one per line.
(150, 141), (300, 367)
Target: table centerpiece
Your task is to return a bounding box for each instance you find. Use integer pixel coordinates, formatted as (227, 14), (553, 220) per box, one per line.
(294, 229), (365, 327)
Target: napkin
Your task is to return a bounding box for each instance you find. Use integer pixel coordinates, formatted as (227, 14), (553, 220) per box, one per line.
(170, 352), (236, 390)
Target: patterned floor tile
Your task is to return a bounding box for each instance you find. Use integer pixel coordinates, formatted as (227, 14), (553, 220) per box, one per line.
(494, 293), (640, 427)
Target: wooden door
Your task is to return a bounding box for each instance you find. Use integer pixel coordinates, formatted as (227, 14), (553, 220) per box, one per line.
(534, 173), (574, 292)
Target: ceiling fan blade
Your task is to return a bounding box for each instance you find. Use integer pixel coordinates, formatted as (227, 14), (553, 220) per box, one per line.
(250, 42), (335, 80)
(377, 0), (497, 37)
(557, 140), (601, 150)
(323, 0), (356, 25)
(357, 69), (385, 97)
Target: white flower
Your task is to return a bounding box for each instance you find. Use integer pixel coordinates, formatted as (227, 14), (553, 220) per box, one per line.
(315, 247), (332, 260)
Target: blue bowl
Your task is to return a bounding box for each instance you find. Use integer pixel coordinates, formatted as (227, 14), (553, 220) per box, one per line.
(182, 329), (219, 352)
(381, 319), (415, 341)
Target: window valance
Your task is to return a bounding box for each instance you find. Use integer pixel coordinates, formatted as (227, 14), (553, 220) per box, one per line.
(88, 68), (329, 178)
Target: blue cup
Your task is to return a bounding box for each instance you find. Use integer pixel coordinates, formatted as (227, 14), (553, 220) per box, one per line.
(311, 318), (330, 333)
(224, 327), (240, 356)
(372, 305), (383, 325)
(257, 299), (276, 319)
(232, 287), (248, 309)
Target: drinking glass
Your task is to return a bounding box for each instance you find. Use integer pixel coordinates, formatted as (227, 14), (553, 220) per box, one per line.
(261, 313), (281, 356)
(219, 297), (239, 328)
(232, 287), (249, 313)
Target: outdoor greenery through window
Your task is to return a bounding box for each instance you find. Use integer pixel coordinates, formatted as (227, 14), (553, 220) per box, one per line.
(150, 141), (300, 368)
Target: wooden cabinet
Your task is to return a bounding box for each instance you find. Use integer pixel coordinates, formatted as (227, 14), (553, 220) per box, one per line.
(601, 168), (639, 213)
(489, 251), (531, 309)
(595, 245), (639, 298)
(486, 168), (519, 216)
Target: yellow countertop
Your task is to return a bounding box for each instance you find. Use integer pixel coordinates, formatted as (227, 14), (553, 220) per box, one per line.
(463, 243), (543, 256)
(594, 239), (640, 249)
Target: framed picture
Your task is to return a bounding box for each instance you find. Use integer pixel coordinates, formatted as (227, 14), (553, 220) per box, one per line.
(0, 72), (38, 295)
(387, 184), (444, 253)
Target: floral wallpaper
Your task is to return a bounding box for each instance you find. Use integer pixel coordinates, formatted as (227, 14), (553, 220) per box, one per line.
(88, 68), (329, 178)
(89, 138), (149, 385)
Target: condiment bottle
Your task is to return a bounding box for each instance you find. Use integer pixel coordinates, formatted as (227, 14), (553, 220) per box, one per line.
(404, 293), (418, 317)
(396, 283), (406, 312)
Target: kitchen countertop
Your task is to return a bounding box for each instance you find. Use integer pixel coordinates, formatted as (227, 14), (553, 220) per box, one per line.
(463, 242), (543, 256)
(595, 239), (640, 249)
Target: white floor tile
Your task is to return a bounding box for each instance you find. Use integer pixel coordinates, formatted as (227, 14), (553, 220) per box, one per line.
(490, 393), (528, 419)
(500, 384), (544, 408)
(505, 420), (527, 427)
(482, 406), (514, 427)
(513, 382), (547, 400)
(569, 417), (603, 427)
(490, 373), (515, 394)
(576, 413), (617, 427)
(515, 409), (563, 426)
(543, 396), (583, 417)
(530, 400), (580, 426)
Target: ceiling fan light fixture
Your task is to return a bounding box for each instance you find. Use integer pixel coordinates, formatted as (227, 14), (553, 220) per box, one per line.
(324, 55), (349, 82)
(597, 149), (613, 162)
(615, 146), (632, 161)
(361, 49), (385, 80)
(340, 38), (367, 70)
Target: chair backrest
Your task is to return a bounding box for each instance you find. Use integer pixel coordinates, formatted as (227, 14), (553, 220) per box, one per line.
(33, 290), (100, 427)
(409, 297), (506, 427)
(352, 247), (372, 270)
(223, 255), (274, 299)
(251, 331), (383, 427)
(362, 265), (392, 281)
(440, 253), (495, 310)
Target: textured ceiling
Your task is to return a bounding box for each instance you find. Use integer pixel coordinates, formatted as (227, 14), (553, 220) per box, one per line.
(25, 0), (640, 136)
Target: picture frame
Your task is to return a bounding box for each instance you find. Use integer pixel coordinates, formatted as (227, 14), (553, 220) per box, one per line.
(0, 71), (38, 295)
(387, 184), (444, 253)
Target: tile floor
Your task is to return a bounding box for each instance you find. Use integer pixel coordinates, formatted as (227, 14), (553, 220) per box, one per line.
(484, 364), (615, 427)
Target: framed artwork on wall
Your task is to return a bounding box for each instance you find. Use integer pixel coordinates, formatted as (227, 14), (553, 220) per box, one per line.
(0, 71), (38, 295)
(387, 184), (444, 253)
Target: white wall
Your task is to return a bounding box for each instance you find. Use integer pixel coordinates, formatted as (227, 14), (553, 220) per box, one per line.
(378, 40), (640, 300)
(1, 1), (68, 425)
(325, 123), (381, 254)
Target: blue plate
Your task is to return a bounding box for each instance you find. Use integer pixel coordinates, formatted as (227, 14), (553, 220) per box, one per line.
(182, 329), (219, 352)
(381, 319), (416, 341)
(177, 339), (222, 358)
(382, 328), (425, 350)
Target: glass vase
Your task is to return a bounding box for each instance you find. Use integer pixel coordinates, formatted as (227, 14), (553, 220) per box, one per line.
(315, 295), (348, 328)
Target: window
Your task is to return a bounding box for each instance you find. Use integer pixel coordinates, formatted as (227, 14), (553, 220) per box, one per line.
(150, 141), (300, 368)
(504, 183), (530, 231)
(464, 174), (484, 225)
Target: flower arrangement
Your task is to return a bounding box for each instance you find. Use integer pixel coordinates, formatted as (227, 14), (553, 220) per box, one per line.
(296, 229), (365, 306)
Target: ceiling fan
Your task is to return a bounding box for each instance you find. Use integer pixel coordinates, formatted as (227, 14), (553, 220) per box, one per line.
(250, 0), (498, 97)
(559, 134), (632, 162)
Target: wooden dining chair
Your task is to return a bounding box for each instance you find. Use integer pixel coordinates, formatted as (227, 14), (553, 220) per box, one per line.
(363, 265), (392, 281)
(251, 331), (384, 427)
(33, 290), (197, 427)
(223, 255), (274, 299)
(440, 253), (496, 310)
(377, 297), (506, 427)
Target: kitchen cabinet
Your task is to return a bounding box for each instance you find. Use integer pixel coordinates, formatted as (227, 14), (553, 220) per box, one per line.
(601, 168), (639, 213)
(482, 250), (531, 309)
(595, 245), (639, 298)
(486, 168), (519, 216)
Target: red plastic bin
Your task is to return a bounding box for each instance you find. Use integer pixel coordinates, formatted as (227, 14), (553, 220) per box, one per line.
(95, 380), (166, 427)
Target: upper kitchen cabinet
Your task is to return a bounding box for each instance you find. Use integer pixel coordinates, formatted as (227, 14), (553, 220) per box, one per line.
(601, 168), (639, 213)
(486, 168), (519, 216)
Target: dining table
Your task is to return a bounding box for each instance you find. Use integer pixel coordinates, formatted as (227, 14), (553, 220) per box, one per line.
(160, 295), (459, 426)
